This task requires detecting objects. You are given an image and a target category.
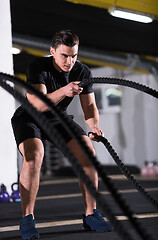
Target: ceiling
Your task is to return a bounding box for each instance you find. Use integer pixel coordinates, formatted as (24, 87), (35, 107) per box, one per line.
(10, 0), (158, 76)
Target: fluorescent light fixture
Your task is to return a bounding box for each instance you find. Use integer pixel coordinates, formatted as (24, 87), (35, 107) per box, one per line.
(11, 46), (21, 54)
(108, 7), (154, 23)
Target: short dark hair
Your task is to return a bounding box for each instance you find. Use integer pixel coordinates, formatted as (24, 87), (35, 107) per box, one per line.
(51, 29), (79, 49)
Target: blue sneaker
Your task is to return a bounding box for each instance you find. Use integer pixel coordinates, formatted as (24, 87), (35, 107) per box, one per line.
(20, 214), (40, 239)
(83, 209), (113, 232)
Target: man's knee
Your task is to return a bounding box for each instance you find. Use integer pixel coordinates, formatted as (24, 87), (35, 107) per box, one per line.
(25, 149), (43, 162)
(20, 139), (44, 169)
(22, 149), (43, 172)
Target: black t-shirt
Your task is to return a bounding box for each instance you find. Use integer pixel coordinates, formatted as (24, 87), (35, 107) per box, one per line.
(27, 56), (93, 111)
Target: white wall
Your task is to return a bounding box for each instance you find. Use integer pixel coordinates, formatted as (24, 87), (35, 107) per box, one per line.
(67, 66), (158, 169)
(120, 71), (158, 168)
(0, 0), (17, 194)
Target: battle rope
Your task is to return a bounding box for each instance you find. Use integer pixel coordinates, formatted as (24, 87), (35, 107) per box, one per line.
(0, 77), (140, 240)
(0, 73), (157, 240)
(78, 77), (158, 99)
(78, 76), (158, 210)
(89, 132), (158, 210)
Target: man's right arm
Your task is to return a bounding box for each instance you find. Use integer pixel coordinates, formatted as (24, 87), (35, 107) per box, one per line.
(26, 82), (83, 112)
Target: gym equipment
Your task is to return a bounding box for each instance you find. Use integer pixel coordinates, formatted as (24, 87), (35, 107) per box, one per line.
(1, 73), (157, 240)
(11, 182), (21, 202)
(0, 184), (10, 202)
(141, 161), (158, 177)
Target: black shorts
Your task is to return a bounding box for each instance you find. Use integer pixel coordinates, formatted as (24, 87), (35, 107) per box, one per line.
(11, 106), (86, 148)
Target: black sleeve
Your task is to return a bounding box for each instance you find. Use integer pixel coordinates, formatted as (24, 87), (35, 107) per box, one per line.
(26, 59), (47, 85)
(79, 64), (93, 95)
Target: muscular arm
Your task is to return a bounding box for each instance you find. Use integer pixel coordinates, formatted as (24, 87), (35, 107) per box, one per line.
(80, 93), (103, 141)
(26, 82), (83, 112)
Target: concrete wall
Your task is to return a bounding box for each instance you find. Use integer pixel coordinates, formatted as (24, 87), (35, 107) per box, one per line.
(0, 0), (17, 194)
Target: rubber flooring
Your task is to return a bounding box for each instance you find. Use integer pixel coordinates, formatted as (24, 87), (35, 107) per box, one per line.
(0, 173), (158, 240)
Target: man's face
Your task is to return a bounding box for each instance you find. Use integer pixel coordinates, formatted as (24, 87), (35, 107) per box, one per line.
(50, 44), (78, 72)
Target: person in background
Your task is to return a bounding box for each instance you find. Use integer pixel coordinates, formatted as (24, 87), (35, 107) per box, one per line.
(11, 29), (112, 240)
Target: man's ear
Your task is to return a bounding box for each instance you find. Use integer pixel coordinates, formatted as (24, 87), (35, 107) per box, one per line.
(50, 47), (55, 56)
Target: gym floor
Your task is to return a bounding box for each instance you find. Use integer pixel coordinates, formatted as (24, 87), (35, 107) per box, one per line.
(0, 168), (158, 240)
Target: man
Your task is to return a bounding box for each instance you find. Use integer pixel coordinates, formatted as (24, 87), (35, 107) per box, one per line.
(11, 29), (112, 240)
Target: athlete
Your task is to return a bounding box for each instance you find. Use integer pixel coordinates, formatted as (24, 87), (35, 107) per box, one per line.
(11, 29), (112, 239)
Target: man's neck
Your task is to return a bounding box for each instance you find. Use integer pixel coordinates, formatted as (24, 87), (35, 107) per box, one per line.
(52, 58), (62, 72)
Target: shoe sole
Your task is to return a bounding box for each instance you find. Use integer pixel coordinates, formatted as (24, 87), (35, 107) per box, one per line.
(22, 234), (40, 240)
(83, 222), (113, 232)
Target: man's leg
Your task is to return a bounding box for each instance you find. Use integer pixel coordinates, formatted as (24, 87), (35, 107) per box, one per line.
(19, 138), (44, 217)
(67, 135), (113, 232)
(67, 135), (98, 216)
(19, 138), (44, 239)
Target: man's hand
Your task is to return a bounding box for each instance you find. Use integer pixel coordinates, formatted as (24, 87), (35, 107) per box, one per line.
(89, 126), (104, 142)
(64, 82), (83, 97)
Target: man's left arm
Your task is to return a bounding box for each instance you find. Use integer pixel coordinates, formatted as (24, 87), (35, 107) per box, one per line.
(80, 93), (104, 141)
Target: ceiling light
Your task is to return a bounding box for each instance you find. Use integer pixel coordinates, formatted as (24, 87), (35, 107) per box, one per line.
(11, 46), (21, 54)
(108, 7), (154, 23)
